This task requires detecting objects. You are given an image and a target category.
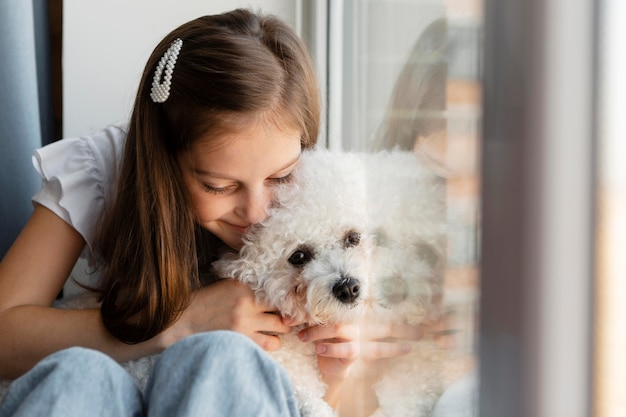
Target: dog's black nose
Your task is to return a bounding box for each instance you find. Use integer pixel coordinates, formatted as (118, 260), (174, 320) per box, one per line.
(332, 277), (360, 304)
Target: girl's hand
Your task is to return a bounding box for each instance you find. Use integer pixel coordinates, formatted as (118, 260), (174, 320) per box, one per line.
(161, 280), (291, 351)
(298, 323), (360, 381)
(360, 309), (462, 362)
(286, 318), (360, 407)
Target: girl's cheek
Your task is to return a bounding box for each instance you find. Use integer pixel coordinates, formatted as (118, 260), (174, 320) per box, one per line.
(195, 196), (230, 222)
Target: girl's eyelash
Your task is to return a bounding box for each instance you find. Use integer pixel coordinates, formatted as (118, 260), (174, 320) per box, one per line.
(271, 173), (293, 184)
(202, 184), (230, 194)
(202, 173), (293, 194)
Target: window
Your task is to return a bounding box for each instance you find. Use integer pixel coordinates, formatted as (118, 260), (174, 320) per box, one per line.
(314, 0), (621, 415)
(314, 1), (483, 415)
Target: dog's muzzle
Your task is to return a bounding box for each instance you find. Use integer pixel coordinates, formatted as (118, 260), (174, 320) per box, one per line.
(332, 276), (360, 304)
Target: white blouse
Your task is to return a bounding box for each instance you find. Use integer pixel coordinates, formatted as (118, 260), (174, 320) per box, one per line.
(31, 125), (127, 296)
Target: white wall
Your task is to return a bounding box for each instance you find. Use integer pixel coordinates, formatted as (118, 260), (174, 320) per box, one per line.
(63, 0), (296, 137)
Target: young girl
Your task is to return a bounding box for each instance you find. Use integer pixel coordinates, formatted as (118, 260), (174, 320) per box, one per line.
(0, 8), (359, 416)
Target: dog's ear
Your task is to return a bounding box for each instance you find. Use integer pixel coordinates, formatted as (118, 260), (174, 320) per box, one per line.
(212, 254), (249, 279)
(212, 251), (263, 287)
(413, 240), (444, 271)
(413, 239), (446, 318)
(210, 253), (238, 280)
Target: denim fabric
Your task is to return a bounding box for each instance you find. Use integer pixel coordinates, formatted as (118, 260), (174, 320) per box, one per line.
(431, 371), (478, 417)
(0, 331), (301, 417)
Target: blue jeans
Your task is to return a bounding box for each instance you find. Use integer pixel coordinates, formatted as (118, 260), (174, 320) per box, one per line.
(0, 331), (301, 417)
(431, 370), (478, 417)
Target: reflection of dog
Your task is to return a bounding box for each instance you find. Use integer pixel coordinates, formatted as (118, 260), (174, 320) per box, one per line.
(213, 150), (374, 417)
(363, 151), (449, 417)
(364, 151), (446, 327)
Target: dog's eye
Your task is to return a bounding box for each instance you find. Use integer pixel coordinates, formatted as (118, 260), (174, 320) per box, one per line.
(344, 231), (361, 248)
(288, 248), (313, 267)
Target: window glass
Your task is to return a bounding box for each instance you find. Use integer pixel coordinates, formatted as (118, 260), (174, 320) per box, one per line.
(331, 1), (483, 415)
(596, 0), (626, 414)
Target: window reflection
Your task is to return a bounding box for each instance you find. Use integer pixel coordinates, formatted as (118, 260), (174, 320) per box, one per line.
(333, 1), (482, 415)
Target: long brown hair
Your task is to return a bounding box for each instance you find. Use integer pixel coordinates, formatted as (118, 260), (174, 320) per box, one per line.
(95, 9), (320, 343)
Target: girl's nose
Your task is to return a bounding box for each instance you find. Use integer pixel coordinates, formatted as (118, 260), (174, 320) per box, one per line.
(238, 187), (271, 224)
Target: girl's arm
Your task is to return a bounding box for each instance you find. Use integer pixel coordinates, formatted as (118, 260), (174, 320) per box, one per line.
(0, 205), (163, 379)
(0, 205), (291, 379)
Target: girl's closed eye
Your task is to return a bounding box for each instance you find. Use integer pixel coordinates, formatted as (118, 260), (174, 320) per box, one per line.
(269, 173), (293, 185)
(203, 175), (291, 194)
(201, 171), (294, 195)
(202, 183), (236, 195)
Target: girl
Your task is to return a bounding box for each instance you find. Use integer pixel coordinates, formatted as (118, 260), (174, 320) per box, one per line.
(0, 8), (359, 416)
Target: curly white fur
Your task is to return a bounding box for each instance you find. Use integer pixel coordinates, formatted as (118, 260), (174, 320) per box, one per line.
(214, 150), (375, 417)
(215, 149), (449, 417)
(215, 151), (372, 326)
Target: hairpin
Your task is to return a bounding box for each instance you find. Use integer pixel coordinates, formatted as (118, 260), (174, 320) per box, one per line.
(150, 38), (183, 103)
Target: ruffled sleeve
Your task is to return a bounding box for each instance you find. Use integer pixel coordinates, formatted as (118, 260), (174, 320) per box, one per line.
(31, 125), (127, 254)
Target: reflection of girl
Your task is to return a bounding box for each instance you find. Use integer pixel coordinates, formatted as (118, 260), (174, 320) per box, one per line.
(370, 18), (448, 153)
(0, 9), (354, 415)
(367, 17), (478, 417)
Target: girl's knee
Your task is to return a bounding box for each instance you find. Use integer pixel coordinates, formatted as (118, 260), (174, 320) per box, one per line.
(46, 347), (116, 368)
(49, 346), (112, 363)
(168, 330), (261, 360)
(153, 330), (276, 379)
(2, 347), (141, 416)
(38, 347), (131, 386)
(146, 332), (296, 414)
(183, 329), (255, 346)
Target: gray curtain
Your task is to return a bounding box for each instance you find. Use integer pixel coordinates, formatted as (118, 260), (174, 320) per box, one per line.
(0, 0), (53, 258)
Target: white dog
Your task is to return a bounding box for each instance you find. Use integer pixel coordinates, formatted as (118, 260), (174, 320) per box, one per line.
(214, 149), (449, 417)
(213, 150), (374, 417)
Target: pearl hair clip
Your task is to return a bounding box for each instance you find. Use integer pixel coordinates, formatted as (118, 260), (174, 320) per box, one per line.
(150, 38), (183, 103)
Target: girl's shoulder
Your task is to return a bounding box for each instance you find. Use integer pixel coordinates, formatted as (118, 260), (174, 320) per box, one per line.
(35, 124), (127, 171)
(31, 124), (128, 251)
